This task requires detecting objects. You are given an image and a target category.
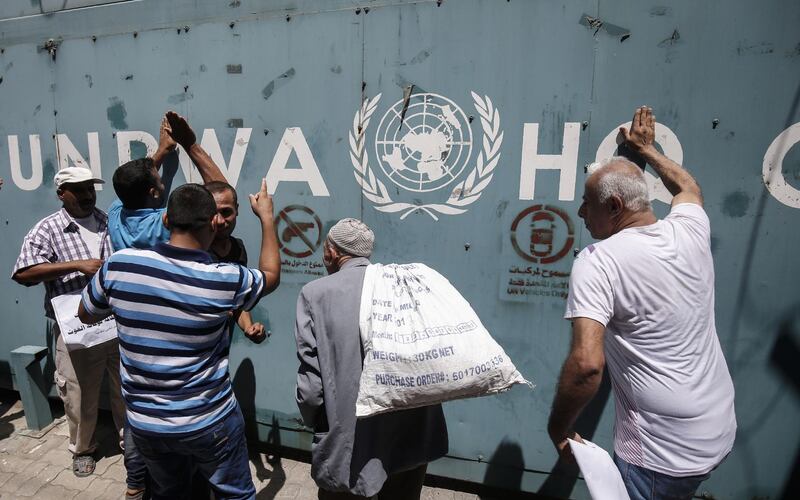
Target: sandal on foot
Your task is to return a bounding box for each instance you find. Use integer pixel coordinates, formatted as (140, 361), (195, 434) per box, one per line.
(73, 454), (96, 477)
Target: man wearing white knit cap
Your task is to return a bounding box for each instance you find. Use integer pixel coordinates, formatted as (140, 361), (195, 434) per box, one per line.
(295, 218), (448, 499)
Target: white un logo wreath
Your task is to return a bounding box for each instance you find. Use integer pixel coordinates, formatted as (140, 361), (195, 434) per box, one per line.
(350, 92), (503, 221)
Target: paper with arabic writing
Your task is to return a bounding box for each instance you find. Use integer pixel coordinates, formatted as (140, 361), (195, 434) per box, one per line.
(51, 293), (117, 351)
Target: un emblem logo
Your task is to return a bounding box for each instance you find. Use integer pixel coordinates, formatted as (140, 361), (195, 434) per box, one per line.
(375, 94), (472, 193)
(350, 91), (503, 220)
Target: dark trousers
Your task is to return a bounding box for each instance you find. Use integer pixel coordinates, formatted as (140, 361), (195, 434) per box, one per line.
(123, 423), (148, 490)
(318, 464), (427, 500)
(131, 406), (255, 500)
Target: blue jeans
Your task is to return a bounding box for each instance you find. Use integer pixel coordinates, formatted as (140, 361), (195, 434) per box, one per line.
(131, 406), (255, 500)
(614, 455), (710, 500)
(123, 423), (148, 490)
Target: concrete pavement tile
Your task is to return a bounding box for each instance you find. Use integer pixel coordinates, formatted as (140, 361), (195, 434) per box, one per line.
(453, 492), (480, 500)
(94, 481), (127, 500)
(19, 435), (69, 460)
(13, 473), (48, 497)
(52, 419), (71, 438)
(0, 470), (13, 487)
(0, 456), (47, 475)
(93, 453), (122, 476)
(274, 482), (301, 498)
(274, 456), (300, 473)
(83, 476), (116, 497)
(421, 488), (456, 500)
(0, 465), (46, 495)
(0, 455), (33, 473)
(30, 484), (80, 500)
(284, 461), (311, 482)
(0, 435), (27, 454)
(50, 467), (97, 490)
(100, 462), (128, 482)
(39, 447), (72, 466)
(295, 484), (319, 499)
(37, 463), (69, 483)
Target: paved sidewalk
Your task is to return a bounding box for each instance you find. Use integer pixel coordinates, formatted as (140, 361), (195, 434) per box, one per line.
(0, 392), (484, 499)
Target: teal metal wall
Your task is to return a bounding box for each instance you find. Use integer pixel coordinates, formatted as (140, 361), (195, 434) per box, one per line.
(0, 1), (798, 498)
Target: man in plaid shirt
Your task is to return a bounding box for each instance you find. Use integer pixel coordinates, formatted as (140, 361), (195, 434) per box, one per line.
(12, 166), (125, 478)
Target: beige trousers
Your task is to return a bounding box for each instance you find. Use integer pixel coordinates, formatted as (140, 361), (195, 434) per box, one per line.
(54, 325), (125, 456)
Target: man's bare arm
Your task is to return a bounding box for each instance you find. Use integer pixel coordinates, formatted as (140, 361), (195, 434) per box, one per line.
(166, 111), (226, 184)
(78, 299), (110, 324)
(237, 310), (267, 344)
(547, 318), (606, 457)
(249, 178), (281, 294)
(151, 116), (177, 170)
(13, 259), (103, 285)
(621, 106), (703, 207)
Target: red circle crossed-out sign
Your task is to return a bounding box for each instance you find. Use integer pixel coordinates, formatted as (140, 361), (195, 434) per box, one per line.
(510, 205), (575, 264)
(275, 205), (323, 258)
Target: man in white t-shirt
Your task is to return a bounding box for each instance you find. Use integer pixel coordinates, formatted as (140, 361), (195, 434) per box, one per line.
(547, 107), (736, 500)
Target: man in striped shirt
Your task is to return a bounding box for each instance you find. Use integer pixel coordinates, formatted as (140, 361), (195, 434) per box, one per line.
(79, 180), (280, 499)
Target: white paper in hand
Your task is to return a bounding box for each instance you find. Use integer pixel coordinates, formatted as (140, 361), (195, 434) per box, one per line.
(568, 438), (630, 500)
(51, 293), (117, 351)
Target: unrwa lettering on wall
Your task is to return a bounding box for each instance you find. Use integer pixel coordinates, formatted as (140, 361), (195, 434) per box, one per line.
(7, 121), (799, 209)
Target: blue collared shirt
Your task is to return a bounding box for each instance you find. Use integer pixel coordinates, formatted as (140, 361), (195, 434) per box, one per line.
(107, 199), (170, 251)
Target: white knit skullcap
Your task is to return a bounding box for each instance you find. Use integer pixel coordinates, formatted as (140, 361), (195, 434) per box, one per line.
(327, 218), (374, 257)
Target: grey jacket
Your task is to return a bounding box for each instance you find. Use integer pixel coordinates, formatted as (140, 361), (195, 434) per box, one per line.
(294, 257), (448, 496)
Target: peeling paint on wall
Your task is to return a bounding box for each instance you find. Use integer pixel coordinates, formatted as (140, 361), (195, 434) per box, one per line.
(578, 13), (630, 40)
(262, 67), (295, 101)
(106, 97), (128, 130)
(722, 191), (751, 218)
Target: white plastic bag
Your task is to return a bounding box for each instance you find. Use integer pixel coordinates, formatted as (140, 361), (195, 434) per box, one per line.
(356, 263), (531, 417)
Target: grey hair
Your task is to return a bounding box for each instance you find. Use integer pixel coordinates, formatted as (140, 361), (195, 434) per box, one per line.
(591, 157), (652, 212)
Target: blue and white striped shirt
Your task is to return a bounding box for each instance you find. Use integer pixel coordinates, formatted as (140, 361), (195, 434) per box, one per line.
(81, 242), (265, 436)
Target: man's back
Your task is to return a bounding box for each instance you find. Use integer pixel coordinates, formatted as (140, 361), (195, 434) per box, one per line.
(566, 203), (736, 476)
(296, 257), (448, 497)
(107, 199), (169, 251)
(83, 242), (264, 436)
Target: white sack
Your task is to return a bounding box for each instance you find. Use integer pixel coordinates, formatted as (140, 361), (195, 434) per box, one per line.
(356, 263), (531, 417)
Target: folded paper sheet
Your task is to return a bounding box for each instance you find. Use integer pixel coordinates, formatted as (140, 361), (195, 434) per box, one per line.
(568, 438), (630, 500)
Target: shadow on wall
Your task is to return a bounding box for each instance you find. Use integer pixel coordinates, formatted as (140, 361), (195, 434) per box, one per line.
(726, 82), (800, 499)
(480, 439), (525, 500)
(233, 357), (258, 439)
(771, 311), (800, 499)
(232, 357), (287, 499)
(536, 371), (612, 499)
